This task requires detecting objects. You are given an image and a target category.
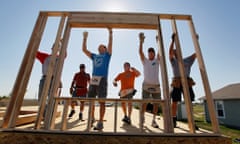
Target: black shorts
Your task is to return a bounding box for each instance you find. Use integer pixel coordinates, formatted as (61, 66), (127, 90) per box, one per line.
(170, 86), (195, 102)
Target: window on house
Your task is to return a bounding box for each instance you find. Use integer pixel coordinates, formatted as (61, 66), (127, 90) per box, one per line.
(215, 101), (225, 118)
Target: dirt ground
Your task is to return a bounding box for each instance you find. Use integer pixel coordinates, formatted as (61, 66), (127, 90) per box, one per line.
(0, 131), (232, 144)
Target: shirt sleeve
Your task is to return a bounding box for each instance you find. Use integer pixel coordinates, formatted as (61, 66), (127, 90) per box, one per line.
(184, 55), (195, 66)
(36, 51), (50, 64)
(88, 74), (91, 81)
(115, 73), (122, 81)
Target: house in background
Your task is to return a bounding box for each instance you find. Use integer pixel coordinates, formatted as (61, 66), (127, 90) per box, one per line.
(199, 83), (240, 129)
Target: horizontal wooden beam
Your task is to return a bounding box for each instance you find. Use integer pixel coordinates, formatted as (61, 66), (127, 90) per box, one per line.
(69, 12), (158, 29)
(40, 11), (192, 29)
(43, 11), (192, 19)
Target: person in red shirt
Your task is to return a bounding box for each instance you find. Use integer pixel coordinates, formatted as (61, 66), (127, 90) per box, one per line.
(69, 64), (90, 120)
(113, 62), (140, 125)
(36, 41), (64, 102)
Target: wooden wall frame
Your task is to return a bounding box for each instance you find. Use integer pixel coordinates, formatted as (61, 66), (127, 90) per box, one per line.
(1, 11), (220, 134)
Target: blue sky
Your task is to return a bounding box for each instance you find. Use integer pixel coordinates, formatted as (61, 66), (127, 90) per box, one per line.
(0, 0), (240, 101)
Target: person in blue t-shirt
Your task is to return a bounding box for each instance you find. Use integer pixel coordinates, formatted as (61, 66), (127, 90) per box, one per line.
(82, 28), (112, 130)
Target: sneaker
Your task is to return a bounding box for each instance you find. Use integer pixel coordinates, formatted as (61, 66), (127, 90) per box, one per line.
(122, 116), (131, 125)
(151, 120), (159, 128)
(94, 121), (104, 130)
(68, 110), (75, 118)
(79, 112), (83, 121)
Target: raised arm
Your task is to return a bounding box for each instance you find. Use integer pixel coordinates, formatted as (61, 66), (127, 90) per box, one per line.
(107, 28), (113, 55)
(169, 33), (175, 61)
(69, 75), (76, 95)
(138, 32), (145, 62)
(82, 31), (91, 58)
(131, 67), (141, 77)
(190, 53), (197, 60)
(155, 35), (161, 61)
(59, 39), (67, 58)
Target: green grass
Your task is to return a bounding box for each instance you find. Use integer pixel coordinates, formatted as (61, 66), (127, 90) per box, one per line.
(0, 96), (8, 101)
(192, 104), (240, 144)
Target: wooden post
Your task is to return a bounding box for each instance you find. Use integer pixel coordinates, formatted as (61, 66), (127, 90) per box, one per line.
(34, 18), (63, 129)
(156, 16), (173, 133)
(61, 99), (69, 131)
(171, 19), (196, 133)
(47, 22), (71, 129)
(2, 11), (220, 135)
(114, 100), (118, 133)
(46, 16), (67, 129)
(2, 13), (47, 128)
(188, 18), (220, 133)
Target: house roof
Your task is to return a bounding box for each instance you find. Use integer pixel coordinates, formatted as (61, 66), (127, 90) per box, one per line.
(199, 83), (240, 100)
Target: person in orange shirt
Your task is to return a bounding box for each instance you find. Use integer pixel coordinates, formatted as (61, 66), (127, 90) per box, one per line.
(113, 62), (140, 125)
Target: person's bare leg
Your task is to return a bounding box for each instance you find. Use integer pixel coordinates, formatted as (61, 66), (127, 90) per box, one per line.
(150, 103), (159, 128)
(80, 101), (84, 113)
(141, 103), (147, 114)
(128, 102), (132, 119)
(71, 102), (75, 110)
(141, 103), (147, 122)
(153, 103), (159, 120)
(121, 102), (127, 116)
(79, 101), (84, 120)
(172, 101), (178, 127)
(172, 101), (177, 117)
(99, 102), (105, 122)
(91, 102), (95, 120)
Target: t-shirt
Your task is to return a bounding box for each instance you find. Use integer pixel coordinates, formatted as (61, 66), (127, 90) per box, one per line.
(73, 72), (90, 88)
(171, 55), (195, 77)
(72, 72), (90, 96)
(91, 52), (111, 78)
(36, 51), (51, 75)
(142, 57), (160, 85)
(36, 51), (49, 64)
(115, 71), (138, 91)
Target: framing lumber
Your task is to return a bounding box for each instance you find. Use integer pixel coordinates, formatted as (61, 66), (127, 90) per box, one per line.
(171, 19), (195, 133)
(188, 20), (220, 133)
(156, 16), (173, 133)
(2, 11), (219, 135)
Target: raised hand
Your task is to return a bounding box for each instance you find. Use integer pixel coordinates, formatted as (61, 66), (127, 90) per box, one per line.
(83, 31), (88, 39)
(171, 33), (175, 41)
(139, 32), (145, 42)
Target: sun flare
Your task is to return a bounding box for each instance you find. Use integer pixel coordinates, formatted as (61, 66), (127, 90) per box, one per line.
(100, 1), (129, 12)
